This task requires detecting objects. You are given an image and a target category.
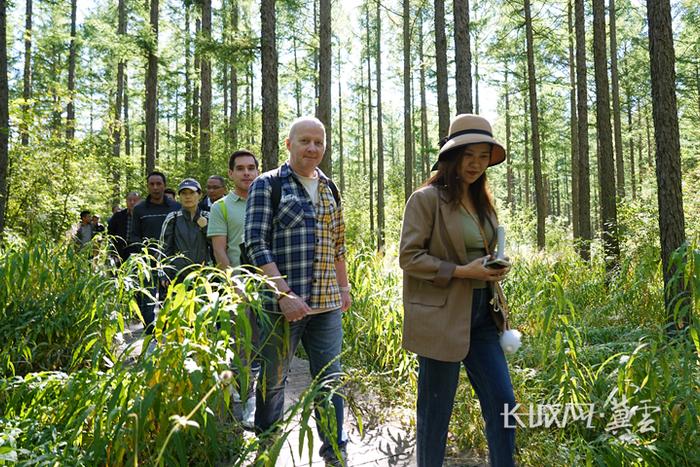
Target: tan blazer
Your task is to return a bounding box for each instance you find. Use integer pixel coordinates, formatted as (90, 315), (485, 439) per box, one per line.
(399, 184), (503, 362)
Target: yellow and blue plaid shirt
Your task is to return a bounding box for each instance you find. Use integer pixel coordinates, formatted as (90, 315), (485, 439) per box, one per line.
(245, 162), (346, 313)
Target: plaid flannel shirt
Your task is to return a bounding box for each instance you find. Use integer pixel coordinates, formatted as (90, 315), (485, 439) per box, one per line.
(245, 162), (346, 313)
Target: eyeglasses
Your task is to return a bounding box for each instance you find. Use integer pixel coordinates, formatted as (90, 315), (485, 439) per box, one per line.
(206, 185), (225, 190)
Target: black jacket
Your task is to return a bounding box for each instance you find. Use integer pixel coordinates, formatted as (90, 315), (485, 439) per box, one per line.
(108, 209), (136, 261)
(131, 196), (181, 246)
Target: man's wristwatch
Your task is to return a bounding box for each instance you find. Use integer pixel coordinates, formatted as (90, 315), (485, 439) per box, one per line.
(277, 289), (292, 301)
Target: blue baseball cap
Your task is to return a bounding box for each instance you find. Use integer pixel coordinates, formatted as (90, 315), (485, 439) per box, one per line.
(178, 178), (202, 194)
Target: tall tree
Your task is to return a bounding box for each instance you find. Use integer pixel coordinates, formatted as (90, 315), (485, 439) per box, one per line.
(365, 2), (374, 240)
(376, 0), (385, 251)
(434, 0), (449, 137)
(0, 0), (8, 235)
(568, 0), (579, 238)
(261, 0), (279, 171)
(592, 0), (620, 272)
(20, 0), (32, 146)
(317, 0), (332, 175)
(184, 5), (192, 161)
(337, 46), (345, 193)
(418, 8), (429, 180)
(647, 0), (689, 330)
(454, 0), (472, 113)
(505, 67), (513, 210)
(112, 0), (127, 203)
(229, 1), (238, 148)
(609, 0), (624, 199)
(403, 0), (413, 201)
(200, 0), (212, 167)
(524, 0), (546, 249)
(65, 0), (77, 140)
(192, 17), (200, 161)
(574, 0), (591, 260)
(145, 0), (159, 173)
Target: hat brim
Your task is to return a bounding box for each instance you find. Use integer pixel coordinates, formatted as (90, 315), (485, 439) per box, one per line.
(431, 135), (506, 171)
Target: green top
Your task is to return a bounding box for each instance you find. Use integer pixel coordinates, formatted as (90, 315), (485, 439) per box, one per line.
(207, 191), (247, 267)
(458, 206), (494, 289)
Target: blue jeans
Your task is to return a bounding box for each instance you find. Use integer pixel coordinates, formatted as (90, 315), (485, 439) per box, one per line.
(416, 288), (516, 467)
(255, 308), (347, 458)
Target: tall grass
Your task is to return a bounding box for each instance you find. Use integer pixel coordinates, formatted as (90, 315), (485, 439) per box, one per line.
(0, 240), (341, 465)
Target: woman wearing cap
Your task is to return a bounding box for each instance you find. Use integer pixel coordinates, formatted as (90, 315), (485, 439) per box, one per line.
(159, 178), (211, 286)
(399, 114), (516, 466)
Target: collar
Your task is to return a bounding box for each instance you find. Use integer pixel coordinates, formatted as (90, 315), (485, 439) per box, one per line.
(227, 191), (246, 202)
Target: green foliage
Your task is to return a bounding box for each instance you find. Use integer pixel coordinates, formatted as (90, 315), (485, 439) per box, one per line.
(0, 241), (342, 465)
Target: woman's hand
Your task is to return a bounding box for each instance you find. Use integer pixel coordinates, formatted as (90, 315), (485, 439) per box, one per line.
(455, 255), (511, 282)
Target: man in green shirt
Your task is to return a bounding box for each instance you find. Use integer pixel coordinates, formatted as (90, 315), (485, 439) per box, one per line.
(207, 149), (260, 429)
(208, 150), (259, 268)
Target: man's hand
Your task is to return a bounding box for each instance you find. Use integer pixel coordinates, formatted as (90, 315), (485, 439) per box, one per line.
(340, 290), (352, 312)
(278, 292), (311, 322)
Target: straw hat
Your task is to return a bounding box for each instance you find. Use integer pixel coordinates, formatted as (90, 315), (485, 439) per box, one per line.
(431, 114), (506, 171)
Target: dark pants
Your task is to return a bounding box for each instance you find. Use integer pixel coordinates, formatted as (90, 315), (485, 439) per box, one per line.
(255, 309), (347, 458)
(416, 288), (516, 467)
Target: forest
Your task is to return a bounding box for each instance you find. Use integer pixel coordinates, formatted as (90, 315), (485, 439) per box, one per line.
(0, 0), (698, 465)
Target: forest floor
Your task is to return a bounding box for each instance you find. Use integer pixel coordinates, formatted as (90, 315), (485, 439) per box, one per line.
(118, 322), (486, 466)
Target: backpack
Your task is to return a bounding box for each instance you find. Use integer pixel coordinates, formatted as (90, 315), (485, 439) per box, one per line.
(230, 168), (341, 267)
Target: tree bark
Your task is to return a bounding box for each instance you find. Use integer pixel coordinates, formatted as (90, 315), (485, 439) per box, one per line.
(628, 95), (635, 200)
(376, 0), (385, 252)
(338, 47), (345, 193)
(434, 0), (449, 137)
(20, 0), (32, 146)
(65, 0), (77, 140)
(200, 0), (211, 168)
(403, 0), (413, 201)
(184, 5), (192, 161)
(593, 0), (620, 272)
(524, 0), (546, 249)
(112, 0), (127, 204)
(145, 0), (159, 174)
(230, 0), (238, 148)
(0, 0), (9, 235)
(609, 0), (624, 199)
(124, 71), (131, 158)
(261, 0), (279, 171)
(575, 0), (591, 261)
(418, 8), (429, 180)
(453, 0), (472, 114)
(365, 2), (374, 240)
(647, 0), (689, 330)
(192, 17), (200, 161)
(505, 67), (513, 211)
(568, 0), (579, 239)
(317, 0), (332, 175)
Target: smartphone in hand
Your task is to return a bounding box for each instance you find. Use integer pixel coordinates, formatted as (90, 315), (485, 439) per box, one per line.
(483, 257), (511, 269)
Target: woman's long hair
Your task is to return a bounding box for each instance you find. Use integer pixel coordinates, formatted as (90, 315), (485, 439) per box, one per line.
(422, 145), (497, 227)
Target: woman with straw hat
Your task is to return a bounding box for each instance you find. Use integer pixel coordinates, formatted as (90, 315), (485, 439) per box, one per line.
(399, 114), (516, 466)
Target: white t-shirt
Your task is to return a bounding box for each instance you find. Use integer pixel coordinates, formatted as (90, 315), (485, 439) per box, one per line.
(296, 172), (320, 205)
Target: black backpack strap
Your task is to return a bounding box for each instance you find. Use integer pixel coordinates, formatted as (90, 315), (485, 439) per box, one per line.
(327, 179), (341, 206)
(270, 167), (282, 212)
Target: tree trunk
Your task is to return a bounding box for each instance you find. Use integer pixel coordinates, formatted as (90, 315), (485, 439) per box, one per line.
(112, 0), (127, 204)
(317, 0), (331, 175)
(419, 8), (429, 180)
(184, 5), (192, 161)
(376, 0), (384, 252)
(523, 92), (529, 209)
(365, 2), (374, 240)
(0, 0), (9, 235)
(472, 2), (479, 114)
(124, 71), (131, 158)
(65, 0), (77, 140)
(524, 0), (546, 249)
(505, 67), (513, 210)
(403, 0), (413, 201)
(434, 0), (449, 137)
(337, 47), (345, 193)
(230, 0), (238, 149)
(192, 17), (200, 161)
(200, 0), (211, 168)
(593, 0), (619, 272)
(20, 0), (32, 146)
(628, 95), (636, 200)
(453, 0), (472, 114)
(144, 0), (159, 174)
(261, 0), (279, 171)
(647, 0), (689, 330)
(568, 0), (579, 239)
(293, 36), (301, 117)
(609, 0), (624, 199)
(575, 0), (591, 261)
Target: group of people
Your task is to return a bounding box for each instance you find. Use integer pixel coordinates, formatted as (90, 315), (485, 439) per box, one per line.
(94, 114), (518, 466)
